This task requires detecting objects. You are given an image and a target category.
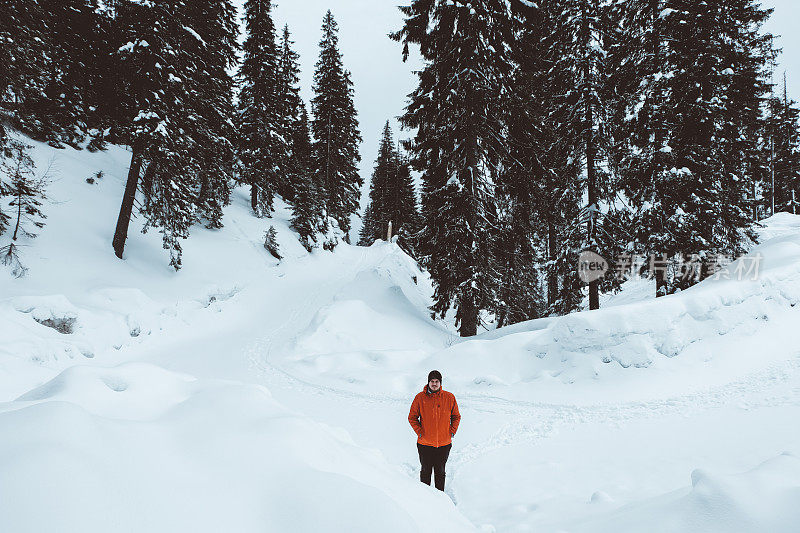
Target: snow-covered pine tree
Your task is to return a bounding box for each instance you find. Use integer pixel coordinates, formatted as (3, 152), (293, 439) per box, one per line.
(359, 127), (391, 246)
(616, 0), (772, 295)
(0, 140), (46, 277)
(311, 11), (362, 243)
(112, 0), (204, 270)
(606, 0), (675, 296)
(711, 0), (772, 267)
(1, 1), (126, 148)
(24, 0), (110, 146)
(185, 0), (238, 229)
(236, 0), (284, 217)
(290, 103), (325, 251)
(547, 0), (615, 310)
(358, 122), (418, 246)
(394, 0), (513, 336)
(496, 0), (585, 320)
(763, 77), (800, 215)
(263, 225), (281, 259)
(392, 148), (420, 253)
(0, 0), (47, 141)
(276, 24), (303, 203)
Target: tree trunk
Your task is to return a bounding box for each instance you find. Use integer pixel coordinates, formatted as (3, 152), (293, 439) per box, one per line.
(112, 146), (143, 259)
(547, 218), (558, 308)
(496, 307), (506, 330)
(583, 0), (600, 311)
(12, 189), (22, 241)
(250, 184), (259, 214)
(458, 291), (478, 337)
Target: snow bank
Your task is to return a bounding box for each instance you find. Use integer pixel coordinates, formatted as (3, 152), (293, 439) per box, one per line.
(260, 213), (800, 404)
(0, 363), (474, 533)
(573, 453), (800, 533)
(282, 241), (454, 394)
(427, 214), (800, 397)
(0, 135), (302, 398)
(0, 288), (178, 399)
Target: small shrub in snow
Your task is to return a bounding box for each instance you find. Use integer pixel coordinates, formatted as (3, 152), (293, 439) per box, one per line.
(86, 170), (104, 184)
(0, 245), (26, 277)
(264, 226), (281, 260)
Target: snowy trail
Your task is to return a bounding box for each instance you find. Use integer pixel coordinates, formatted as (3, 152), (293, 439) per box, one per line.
(228, 255), (800, 531)
(235, 276), (800, 531)
(253, 340), (800, 469)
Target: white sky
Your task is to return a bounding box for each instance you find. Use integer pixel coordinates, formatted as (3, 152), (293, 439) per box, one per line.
(234, 1), (800, 215)
(763, 0), (800, 101)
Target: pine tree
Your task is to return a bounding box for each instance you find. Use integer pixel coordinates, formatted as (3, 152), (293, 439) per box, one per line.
(290, 103), (324, 251)
(0, 140), (46, 277)
(21, 0), (111, 146)
(236, 0), (284, 216)
(392, 149), (420, 251)
(276, 25), (302, 202)
(311, 11), (362, 243)
(0, 0), (48, 139)
(763, 76), (800, 215)
(359, 122), (418, 246)
(263, 225), (281, 259)
(1, 0), (122, 148)
(616, 0), (772, 295)
(394, 0), (513, 336)
(111, 0), (206, 269)
(185, 0), (238, 229)
(547, 0), (616, 310)
(499, 1), (585, 319)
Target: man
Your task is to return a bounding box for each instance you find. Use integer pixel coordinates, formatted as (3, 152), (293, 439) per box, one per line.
(408, 370), (461, 491)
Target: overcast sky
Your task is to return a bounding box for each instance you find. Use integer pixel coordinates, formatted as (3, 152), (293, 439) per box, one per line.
(234, 1), (800, 220)
(763, 0), (800, 100)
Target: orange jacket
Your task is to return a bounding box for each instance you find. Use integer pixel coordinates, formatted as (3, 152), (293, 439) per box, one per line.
(408, 386), (461, 447)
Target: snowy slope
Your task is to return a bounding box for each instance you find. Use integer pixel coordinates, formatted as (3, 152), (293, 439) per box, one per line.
(0, 363), (473, 533)
(2, 135), (800, 532)
(0, 136), (471, 532)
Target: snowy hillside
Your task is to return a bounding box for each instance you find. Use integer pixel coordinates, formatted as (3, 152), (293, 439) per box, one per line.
(2, 136), (800, 532)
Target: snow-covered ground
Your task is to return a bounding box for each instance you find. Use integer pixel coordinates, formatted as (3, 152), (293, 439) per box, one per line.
(2, 136), (800, 532)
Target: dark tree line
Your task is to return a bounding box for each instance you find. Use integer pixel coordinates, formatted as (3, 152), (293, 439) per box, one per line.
(1, 0), (362, 269)
(3, 0), (800, 340)
(395, 0), (792, 336)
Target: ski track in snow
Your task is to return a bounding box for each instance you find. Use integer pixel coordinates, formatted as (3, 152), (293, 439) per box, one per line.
(231, 233), (800, 517)
(242, 255), (800, 512)
(446, 352), (800, 501)
(245, 247), (396, 403)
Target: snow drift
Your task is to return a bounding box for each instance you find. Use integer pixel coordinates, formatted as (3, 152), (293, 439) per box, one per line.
(0, 363), (474, 533)
(572, 453), (800, 533)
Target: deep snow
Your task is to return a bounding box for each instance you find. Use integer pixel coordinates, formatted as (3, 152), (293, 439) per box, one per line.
(2, 135), (800, 532)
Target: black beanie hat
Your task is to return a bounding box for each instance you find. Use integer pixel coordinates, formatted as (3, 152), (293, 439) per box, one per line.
(428, 370), (442, 382)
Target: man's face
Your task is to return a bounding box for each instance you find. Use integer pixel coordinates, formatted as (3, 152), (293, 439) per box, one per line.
(428, 378), (441, 391)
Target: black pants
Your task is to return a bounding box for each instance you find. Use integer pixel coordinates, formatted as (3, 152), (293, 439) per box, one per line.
(417, 443), (452, 491)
